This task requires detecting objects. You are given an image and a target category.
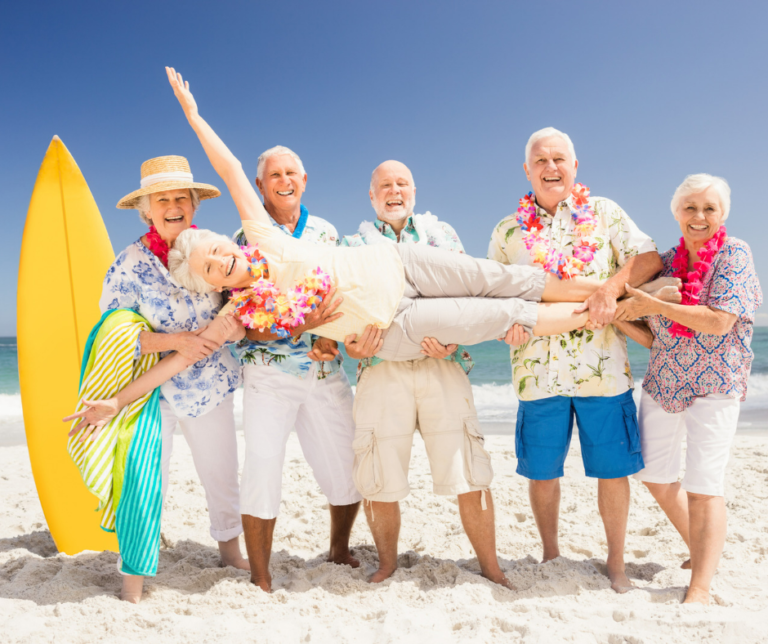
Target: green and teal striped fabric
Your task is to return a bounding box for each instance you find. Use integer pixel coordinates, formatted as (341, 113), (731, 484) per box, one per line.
(67, 309), (163, 576)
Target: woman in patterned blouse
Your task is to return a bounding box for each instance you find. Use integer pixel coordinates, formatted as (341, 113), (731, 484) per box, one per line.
(615, 173), (762, 605)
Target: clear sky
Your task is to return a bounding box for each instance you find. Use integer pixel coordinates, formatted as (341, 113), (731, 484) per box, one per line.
(2, 0), (766, 336)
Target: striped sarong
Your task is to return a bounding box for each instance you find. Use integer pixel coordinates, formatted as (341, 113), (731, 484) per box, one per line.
(67, 309), (163, 576)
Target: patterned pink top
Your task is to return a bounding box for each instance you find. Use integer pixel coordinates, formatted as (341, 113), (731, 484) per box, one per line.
(643, 237), (762, 413)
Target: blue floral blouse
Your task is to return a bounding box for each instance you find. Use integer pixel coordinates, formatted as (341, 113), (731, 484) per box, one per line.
(99, 240), (242, 418)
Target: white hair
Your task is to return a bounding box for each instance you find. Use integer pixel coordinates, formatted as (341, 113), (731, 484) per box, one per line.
(255, 145), (306, 182)
(135, 188), (200, 226)
(168, 227), (234, 293)
(670, 173), (731, 221)
(524, 127), (577, 163)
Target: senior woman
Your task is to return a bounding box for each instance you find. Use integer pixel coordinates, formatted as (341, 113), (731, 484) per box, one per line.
(615, 173), (762, 605)
(100, 155), (248, 598)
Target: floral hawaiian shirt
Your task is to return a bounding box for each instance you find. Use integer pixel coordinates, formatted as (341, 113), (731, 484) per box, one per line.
(488, 194), (657, 400)
(230, 205), (343, 380)
(341, 213), (474, 381)
(100, 240), (242, 418)
(643, 238), (762, 413)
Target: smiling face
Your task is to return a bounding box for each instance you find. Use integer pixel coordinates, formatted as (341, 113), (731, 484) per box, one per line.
(255, 154), (307, 218)
(675, 186), (725, 248)
(146, 189), (195, 243)
(523, 136), (578, 215)
(188, 238), (251, 291)
(370, 161), (416, 224)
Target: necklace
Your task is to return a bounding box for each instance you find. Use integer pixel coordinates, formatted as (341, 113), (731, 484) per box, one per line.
(668, 226), (727, 338)
(229, 244), (331, 339)
(516, 183), (598, 279)
(144, 225), (197, 268)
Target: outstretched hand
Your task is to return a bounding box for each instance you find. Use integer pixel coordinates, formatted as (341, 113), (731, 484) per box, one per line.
(166, 66), (198, 117)
(63, 398), (121, 442)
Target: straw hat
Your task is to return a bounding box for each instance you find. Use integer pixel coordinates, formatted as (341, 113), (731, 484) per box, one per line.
(117, 155), (221, 209)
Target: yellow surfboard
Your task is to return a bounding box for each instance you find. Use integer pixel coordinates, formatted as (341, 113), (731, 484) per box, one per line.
(18, 136), (118, 555)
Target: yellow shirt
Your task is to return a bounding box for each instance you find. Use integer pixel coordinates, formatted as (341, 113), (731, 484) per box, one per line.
(230, 219), (405, 342)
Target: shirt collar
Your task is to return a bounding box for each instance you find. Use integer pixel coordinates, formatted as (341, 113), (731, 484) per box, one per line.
(268, 203), (309, 238)
(375, 214), (416, 239)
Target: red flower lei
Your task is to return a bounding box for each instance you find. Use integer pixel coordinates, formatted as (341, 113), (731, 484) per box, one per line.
(668, 225), (727, 338)
(145, 225), (197, 268)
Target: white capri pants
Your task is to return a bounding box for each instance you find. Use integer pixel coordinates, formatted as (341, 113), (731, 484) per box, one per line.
(377, 244), (546, 362)
(240, 365), (362, 519)
(633, 390), (740, 497)
(160, 393), (243, 541)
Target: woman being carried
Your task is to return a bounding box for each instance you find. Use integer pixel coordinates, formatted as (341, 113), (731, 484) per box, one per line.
(161, 66), (601, 354)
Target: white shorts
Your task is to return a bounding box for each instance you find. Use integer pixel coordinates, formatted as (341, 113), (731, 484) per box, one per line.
(240, 365), (362, 519)
(633, 390), (740, 497)
(160, 394), (242, 542)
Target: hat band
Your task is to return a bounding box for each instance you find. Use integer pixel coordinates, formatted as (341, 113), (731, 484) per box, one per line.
(140, 171), (194, 188)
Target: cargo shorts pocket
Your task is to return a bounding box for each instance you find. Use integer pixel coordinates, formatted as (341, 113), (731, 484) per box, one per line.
(622, 402), (641, 455)
(352, 425), (383, 498)
(462, 417), (494, 487)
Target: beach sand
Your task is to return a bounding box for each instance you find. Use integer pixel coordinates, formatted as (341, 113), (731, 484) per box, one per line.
(1, 432), (767, 643)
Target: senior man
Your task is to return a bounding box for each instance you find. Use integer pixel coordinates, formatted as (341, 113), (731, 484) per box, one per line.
(488, 128), (663, 593)
(310, 160), (512, 588)
(231, 145), (361, 592)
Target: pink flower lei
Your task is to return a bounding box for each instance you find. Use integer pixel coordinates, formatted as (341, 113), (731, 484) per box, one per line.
(668, 226), (727, 338)
(229, 244), (332, 339)
(516, 183), (598, 280)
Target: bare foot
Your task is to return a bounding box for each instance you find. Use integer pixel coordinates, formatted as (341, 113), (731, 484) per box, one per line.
(608, 568), (636, 594)
(121, 575), (144, 603)
(681, 558), (692, 570)
(484, 571), (516, 590)
(638, 277), (682, 293)
(250, 574), (272, 593)
(683, 586), (710, 605)
(368, 567), (396, 583)
(328, 548), (360, 568)
(219, 537), (250, 571)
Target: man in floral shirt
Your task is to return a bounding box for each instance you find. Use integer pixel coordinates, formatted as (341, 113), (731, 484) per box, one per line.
(230, 145), (361, 592)
(312, 160), (512, 589)
(488, 128), (663, 592)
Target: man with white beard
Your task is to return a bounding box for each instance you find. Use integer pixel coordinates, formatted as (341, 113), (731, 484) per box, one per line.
(310, 160), (513, 588)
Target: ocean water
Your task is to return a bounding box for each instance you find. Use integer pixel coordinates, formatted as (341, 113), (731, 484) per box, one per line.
(3, 330), (767, 445)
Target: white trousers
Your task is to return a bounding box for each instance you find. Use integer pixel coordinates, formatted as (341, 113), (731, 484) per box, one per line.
(160, 394), (243, 541)
(240, 365), (362, 519)
(633, 390), (740, 497)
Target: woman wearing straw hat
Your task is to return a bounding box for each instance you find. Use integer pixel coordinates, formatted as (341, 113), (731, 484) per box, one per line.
(99, 155), (248, 600)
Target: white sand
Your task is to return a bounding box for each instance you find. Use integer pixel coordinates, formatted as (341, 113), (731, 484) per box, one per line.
(1, 433), (767, 643)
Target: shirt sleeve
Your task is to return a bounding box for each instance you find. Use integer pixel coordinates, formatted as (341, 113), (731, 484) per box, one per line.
(707, 240), (763, 320)
(601, 198), (657, 267)
(487, 220), (510, 264)
(98, 251), (143, 359)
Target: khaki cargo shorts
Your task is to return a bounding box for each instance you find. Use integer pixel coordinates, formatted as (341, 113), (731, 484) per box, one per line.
(351, 357), (493, 502)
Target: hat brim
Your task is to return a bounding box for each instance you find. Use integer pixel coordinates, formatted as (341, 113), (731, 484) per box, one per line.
(117, 181), (221, 209)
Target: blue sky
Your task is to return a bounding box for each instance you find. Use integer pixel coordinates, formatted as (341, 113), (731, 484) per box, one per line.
(2, 0), (766, 335)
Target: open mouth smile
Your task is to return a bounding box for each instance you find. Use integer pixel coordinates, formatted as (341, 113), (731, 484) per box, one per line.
(276, 190), (294, 196)
(386, 200), (404, 207)
(226, 257), (236, 277)
(542, 177), (562, 183)
(166, 215), (185, 222)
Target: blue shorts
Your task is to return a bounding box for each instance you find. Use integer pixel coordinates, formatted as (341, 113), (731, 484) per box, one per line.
(515, 390), (643, 480)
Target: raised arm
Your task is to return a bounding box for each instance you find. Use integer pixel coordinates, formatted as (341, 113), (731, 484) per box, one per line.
(165, 67), (269, 226)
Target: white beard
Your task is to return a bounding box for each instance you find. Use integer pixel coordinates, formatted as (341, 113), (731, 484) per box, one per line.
(374, 195), (416, 225)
